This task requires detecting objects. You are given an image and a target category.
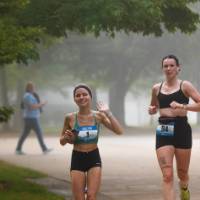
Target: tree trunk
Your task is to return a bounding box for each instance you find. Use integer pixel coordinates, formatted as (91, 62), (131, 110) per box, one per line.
(108, 81), (129, 126)
(12, 80), (24, 131)
(0, 66), (11, 131)
(0, 67), (9, 105)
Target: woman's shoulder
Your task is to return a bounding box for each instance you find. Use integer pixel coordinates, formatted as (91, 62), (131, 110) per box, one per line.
(65, 112), (76, 120)
(181, 80), (192, 86)
(152, 82), (162, 94)
(153, 82), (162, 89)
(180, 80), (194, 90)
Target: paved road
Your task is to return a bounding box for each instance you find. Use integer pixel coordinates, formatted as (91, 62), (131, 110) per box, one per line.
(0, 132), (200, 200)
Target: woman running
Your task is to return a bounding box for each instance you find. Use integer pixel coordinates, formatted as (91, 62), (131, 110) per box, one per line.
(148, 55), (200, 200)
(60, 84), (123, 200)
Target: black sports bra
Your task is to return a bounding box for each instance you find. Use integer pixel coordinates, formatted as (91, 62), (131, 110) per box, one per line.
(157, 81), (189, 109)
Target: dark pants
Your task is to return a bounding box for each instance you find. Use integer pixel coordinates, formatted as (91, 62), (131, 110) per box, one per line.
(16, 118), (47, 152)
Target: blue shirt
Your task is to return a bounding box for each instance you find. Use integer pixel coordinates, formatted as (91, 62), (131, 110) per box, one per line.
(23, 92), (40, 118)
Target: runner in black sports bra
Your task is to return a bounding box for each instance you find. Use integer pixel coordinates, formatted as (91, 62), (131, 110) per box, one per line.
(157, 81), (189, 109)
(156, 80), (191, 149)
(148, 55), (200, 200)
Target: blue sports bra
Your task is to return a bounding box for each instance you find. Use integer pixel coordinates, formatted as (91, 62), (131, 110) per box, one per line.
(157, 81), (189, 109)
(73, 112), (100, 144)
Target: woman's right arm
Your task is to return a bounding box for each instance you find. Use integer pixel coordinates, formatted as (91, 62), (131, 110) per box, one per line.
(60, 114), (73, 146)
(148, 84), (159, 115)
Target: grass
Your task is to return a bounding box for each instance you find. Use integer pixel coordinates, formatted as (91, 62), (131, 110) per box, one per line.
(0, 160), (65, 200)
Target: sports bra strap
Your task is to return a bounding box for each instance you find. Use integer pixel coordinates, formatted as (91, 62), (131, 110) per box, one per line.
(180, 80), (184, 90)
(158, 82), (163, 93)
(73, 112), (79, 129)
(159, 81), (184, 93)
(74, 111), (98, 128)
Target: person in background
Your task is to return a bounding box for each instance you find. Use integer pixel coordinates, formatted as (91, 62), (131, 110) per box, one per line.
(60, 84), (123, 200)
(148, 54), (200, 200)
(16, 81), (52, 155)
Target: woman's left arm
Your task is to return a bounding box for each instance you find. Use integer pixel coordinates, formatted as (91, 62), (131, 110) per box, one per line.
(97, 102), (123, 135)
(170, 81), (200, 112)
(183, 81), (200, 112)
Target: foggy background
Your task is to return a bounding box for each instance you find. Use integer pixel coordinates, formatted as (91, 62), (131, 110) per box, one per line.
(1, 2), (200, 200)
(1, 29), (200, 133)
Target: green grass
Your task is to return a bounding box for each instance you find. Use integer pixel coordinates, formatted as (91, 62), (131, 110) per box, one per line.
(0, 160), (65, 200)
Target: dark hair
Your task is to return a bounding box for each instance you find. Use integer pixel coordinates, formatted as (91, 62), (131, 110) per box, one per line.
(162, 54), (180, 67)
(73, 84), (92, 98)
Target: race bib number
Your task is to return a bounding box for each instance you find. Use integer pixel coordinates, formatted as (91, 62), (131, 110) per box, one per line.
(78, 125), (98, 140)
(156, 123), (174, 136)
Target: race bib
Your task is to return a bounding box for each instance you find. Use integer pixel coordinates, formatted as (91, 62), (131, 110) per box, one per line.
(77, 125), (98, 141)
(156, 123), (174, 137)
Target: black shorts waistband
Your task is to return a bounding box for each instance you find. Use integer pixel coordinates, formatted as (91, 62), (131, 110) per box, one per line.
(72, 147), (98, 154)
(159, 116), (188, 123)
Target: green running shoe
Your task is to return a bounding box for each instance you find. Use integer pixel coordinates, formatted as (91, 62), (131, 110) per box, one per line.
(180, 187), (190, 200)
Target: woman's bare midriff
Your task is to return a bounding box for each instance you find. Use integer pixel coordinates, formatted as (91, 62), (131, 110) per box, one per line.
(73, 143), (98, 152)
(159, 107), (187, 117)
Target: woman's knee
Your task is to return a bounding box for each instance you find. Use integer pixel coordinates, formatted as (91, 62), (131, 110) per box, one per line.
(163, 169), (173, 183)
(177, 168), (188, 181)
(86, 191), (96, 200)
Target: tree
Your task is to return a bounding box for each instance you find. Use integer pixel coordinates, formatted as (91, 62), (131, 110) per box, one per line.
(0, 0), (44, 125)
(21, 0), (200, 37)
(1, 0), (200, 126)
(21, 0), (200, 125)
(0, 0), (43, 65)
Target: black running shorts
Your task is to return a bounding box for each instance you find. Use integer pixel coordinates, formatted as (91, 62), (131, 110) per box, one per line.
(156, 116), (192, 149)
(70, 148), (102, 172)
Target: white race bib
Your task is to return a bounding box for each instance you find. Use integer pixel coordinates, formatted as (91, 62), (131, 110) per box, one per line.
(156, 123), (174, 136)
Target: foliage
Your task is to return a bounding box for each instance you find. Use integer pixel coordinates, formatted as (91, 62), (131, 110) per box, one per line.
(1, 0), (200, 66)
(0, 22), (42, 65)
(21, 0), (200, 37)
(1, 0), (200, 126)
(0, 0), (43, 65)
(0, 106), (14, 123)
(17, 0), (200, 89)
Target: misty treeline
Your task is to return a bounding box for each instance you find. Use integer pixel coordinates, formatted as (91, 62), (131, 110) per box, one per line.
(1, 0), (200, 130)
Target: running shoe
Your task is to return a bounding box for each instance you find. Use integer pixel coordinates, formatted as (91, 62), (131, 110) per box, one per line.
(180, 187), (190, 200)
(43, 148), (53, 154)
(15, 150), (26, 155)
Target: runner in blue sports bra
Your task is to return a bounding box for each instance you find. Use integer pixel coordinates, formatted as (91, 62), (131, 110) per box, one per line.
(60, 84), (123, 200)
(148, 55), (200, 200)
(72, 112), (100, 144)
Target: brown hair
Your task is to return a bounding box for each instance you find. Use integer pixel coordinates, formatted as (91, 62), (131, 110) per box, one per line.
(73, 84), (92, 99)
(162, 54), (180, 67)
